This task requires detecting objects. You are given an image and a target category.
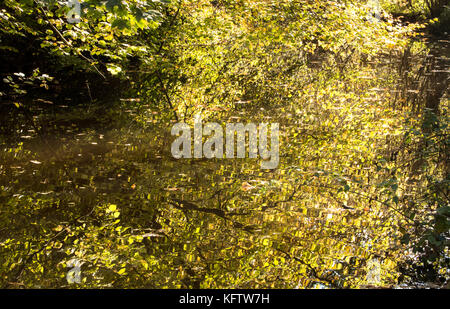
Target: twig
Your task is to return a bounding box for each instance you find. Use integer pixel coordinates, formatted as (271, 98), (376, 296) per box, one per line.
(35, 1), (106, 79)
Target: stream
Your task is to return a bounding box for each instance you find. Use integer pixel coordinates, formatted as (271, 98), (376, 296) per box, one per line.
(0, 36), (448, 288)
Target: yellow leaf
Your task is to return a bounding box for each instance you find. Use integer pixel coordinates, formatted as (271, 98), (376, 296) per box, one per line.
(108, 204), (117, 212)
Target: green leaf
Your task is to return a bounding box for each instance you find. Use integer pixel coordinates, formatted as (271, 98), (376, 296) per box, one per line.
(106, 63), (122, 75)
(108, 204), (117, 212)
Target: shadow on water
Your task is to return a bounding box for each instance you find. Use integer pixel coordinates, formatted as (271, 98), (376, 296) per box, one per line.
(0, 38), (448, 288)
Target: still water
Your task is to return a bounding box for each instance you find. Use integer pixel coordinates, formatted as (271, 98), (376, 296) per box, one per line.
(0, 38), (448, 288)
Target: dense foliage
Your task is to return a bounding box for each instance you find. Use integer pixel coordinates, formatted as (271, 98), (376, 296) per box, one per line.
(0, 0), (448, 288)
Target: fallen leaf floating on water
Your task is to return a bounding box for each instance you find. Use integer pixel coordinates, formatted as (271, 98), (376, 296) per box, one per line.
(140, 232), (165, 238)
(165, 187), (179, 191)
(241, 182), (256, 192)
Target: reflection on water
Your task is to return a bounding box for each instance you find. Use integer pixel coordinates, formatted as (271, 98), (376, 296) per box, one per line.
(0, 38), (448, 288)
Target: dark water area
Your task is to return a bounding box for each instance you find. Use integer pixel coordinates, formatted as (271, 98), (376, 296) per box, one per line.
(0, 37), (448, 288)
